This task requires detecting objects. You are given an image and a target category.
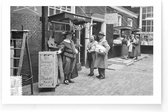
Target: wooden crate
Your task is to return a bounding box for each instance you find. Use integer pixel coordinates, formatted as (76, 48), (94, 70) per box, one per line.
(38, 51), (58, 88)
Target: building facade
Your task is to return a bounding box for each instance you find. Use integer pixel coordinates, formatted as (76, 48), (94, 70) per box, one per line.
(139, 6), (153, 46)
(10, 6), (139, 83)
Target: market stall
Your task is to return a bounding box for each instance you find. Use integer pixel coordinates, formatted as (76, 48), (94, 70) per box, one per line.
(38, 12), (91, 89)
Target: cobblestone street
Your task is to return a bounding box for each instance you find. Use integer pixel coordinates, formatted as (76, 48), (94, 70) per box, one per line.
(25, 54), (153, 96)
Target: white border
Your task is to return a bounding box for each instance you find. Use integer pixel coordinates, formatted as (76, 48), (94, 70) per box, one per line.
(1, 0), (161, 104)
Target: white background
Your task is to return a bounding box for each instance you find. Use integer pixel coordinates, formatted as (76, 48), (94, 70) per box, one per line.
(0, 0), (167, 111)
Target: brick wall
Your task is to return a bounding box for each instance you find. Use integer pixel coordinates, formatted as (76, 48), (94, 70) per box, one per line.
(11, 12), (42, 82)
(106, 6), (138, 29)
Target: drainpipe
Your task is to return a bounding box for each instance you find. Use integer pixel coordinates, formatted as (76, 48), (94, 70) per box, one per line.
(41, 6), (48, 51)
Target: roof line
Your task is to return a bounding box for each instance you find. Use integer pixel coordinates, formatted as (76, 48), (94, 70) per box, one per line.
(109, 6), (138, 18)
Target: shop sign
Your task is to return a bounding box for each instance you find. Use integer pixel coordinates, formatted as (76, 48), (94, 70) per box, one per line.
(74, 15), (86, 21)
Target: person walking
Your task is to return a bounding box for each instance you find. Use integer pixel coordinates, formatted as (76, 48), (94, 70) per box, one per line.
(94, 31), (110, 79)
(59, 31), (78, 85)
(86, 35), (98, 76)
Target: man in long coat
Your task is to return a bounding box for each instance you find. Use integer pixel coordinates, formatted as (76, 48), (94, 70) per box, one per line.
(94, 32), (110, 79)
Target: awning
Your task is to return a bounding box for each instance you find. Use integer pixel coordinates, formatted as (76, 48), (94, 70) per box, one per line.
(114, 26), (132, 30)
(136, 32), (153, 35)
(48, 12), (91, 25)
(132, 28), (142, 33)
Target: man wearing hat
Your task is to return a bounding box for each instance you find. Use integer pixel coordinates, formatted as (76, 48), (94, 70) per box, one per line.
(58, 31), (78, 85)
(94, 31), (110, 79)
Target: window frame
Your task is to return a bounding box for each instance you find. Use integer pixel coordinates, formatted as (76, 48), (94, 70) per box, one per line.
(141, 6), (153, 33)
(118, 14), (122, 26)
(127, 18), (133, 27)
(48, 6), (74, 16)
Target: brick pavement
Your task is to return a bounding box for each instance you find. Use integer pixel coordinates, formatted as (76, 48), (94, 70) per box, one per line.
(23, 54), (153, 95)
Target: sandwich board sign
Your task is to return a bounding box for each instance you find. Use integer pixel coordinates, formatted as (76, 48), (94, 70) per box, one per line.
(38, 51), (58, 88)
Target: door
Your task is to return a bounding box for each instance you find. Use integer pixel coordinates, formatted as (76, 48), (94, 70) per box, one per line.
(80, 28), (85, 66)
(106, 24), (114, 58)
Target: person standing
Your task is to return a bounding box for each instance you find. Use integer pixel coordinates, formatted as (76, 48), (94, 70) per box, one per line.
(136, 35), (141, 56)
(129, 34), (135, 58)
(94, 32), (110, 79)
(121, 35), (128, 59)
(59, 31), (78, 85)
(86, 35), (98, 76)
(132, 35), (139, 60)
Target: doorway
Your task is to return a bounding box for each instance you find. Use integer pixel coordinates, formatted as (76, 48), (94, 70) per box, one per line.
(92, 21), (102, 40)
(80, 28), (85, 66)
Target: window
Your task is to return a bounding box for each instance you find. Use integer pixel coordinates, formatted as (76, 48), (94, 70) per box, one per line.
(118, 14), (122, 26)
(127, 18), (133, 27)
(142, 6), (153, 20)
(49, 8), (55, 16)
(142, 20), (153, 32)
(141, 6), (153, 33)
(67, 6), (71, 11)
(48, 6), (74, 16)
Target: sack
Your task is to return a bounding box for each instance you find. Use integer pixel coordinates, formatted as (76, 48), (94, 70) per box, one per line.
(95, 44), (106, 53)
(76, 62), (82, 71)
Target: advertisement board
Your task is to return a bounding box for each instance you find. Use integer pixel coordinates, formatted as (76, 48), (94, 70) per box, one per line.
(38, 51), (58, 88)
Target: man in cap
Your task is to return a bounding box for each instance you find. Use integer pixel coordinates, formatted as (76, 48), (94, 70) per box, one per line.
(59, 31), (78, 85)
(94, 31), (110, 79)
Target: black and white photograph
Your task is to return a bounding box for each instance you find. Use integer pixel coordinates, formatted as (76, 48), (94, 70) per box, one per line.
(1, 0), (162, 105)
(10, 6), (154, 96)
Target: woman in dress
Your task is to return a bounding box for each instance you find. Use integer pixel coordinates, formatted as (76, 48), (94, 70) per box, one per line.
(132, 35), (140, 60)
(129, 34), (135, 58)
(121, 35), (128, 59)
